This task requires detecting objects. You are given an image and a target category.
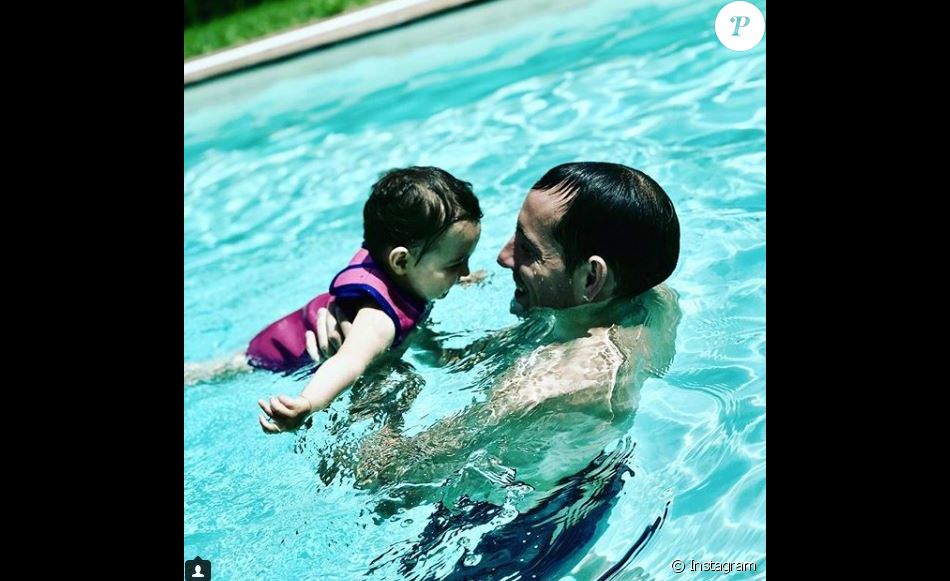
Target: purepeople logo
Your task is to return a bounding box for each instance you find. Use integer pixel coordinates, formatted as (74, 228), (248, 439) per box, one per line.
(716, 1), (765, 51)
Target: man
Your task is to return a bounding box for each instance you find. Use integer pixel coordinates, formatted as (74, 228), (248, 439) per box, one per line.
(309, 161), (683, 577)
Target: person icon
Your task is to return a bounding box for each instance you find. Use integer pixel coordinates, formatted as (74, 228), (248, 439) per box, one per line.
(185, 556), (211, 580)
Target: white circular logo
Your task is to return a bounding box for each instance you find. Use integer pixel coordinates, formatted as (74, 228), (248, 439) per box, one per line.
(716, 2), (765, 51)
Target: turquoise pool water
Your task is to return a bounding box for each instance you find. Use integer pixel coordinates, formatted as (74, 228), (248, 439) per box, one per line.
(184, 0), (765, 578)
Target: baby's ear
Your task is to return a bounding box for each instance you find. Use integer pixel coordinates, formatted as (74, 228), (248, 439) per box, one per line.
(388, 246), (411, 275)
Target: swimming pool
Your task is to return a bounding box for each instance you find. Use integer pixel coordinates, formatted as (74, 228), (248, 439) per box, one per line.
(184, 0), (766, 578)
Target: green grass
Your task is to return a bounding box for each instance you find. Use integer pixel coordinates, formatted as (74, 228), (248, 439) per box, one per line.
(184, 0), (382, 60)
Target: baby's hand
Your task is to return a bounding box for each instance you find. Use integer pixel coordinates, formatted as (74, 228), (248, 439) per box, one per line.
(258, 395), (314, 434)
(459, 269), (488, 287)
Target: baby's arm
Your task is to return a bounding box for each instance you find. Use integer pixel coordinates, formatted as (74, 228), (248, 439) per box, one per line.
(258, 306), (396, 433)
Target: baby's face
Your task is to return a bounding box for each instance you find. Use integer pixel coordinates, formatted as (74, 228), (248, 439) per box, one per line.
(405, 220), (481, 301)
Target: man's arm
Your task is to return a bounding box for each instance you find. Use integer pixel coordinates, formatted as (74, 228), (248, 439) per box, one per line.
(311, 302), (513, 370)
(354, 286), (682, 486)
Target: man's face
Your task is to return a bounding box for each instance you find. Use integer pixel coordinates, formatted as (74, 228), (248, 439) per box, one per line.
(497, 188), (581, 314)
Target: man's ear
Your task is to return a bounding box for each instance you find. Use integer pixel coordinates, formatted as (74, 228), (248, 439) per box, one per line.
(579, 255), (612, 302)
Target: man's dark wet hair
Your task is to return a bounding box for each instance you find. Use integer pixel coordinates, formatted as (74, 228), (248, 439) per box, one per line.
(532, 161), (680, 297)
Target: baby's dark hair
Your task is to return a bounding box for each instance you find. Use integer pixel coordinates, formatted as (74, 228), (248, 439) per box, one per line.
(364, 166), (482, 263)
